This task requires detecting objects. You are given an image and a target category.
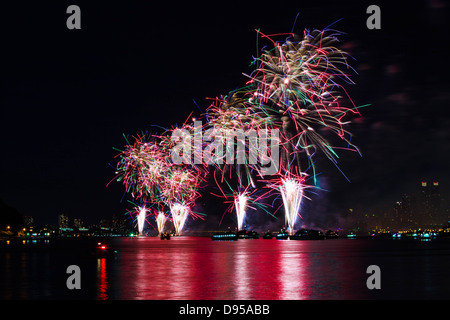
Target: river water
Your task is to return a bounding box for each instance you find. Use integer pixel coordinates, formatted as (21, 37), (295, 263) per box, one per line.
(1, 237), (450, 300)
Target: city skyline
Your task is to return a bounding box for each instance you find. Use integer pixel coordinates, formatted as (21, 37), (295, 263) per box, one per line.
(4, 179), (448, 237)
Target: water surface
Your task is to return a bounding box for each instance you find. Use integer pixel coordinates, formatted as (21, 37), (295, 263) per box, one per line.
(1, 237), (449, 299)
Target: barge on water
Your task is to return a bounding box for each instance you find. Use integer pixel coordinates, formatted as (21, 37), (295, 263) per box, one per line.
(289, 229), (325, 240)
(160, 232), (171, 240)
(262, 231), (273, 239)
(211, 231), (238, 241)
(276, 229), (289, 240)
(237, 229), (259, 239)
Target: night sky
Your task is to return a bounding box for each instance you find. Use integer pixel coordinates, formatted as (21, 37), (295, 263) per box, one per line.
(2, 0), (449, 227)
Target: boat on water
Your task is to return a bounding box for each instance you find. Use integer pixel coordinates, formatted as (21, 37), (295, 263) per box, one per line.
(325, 230), (339, 239)
(276, 228), (289, 240)
(262, 231), (273, 239)
(237, 229), (259, 239)
(211, 231), (238, 241)
(394, 230), (438, 240)
(346, 232), (357, 239)
(290, 229), (325, 240)
(93, 242), (118, 257)
(211, 228), (259, 240)
(160, 233), (171, 240)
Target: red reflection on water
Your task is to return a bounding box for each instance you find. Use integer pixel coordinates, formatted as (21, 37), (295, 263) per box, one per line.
(277, 249), (306, 299)
(274, 240), (368, 299)
(233, 241), (251, 299)
(107, 237), (367, 300)
(97, 258), (108, 300)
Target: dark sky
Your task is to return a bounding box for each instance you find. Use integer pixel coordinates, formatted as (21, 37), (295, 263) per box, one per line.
(2, 0), (450, 226)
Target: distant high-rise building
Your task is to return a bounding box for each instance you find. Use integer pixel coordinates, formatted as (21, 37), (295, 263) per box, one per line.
(58, 214), (69, 229)
(419, 181), (442, 226)
(430, 181), (442, 223)
(112, 214), (128, 234)
(100, 218), (110, 229)
(393, 193), (415, 229)
(74, 218), (83, 228)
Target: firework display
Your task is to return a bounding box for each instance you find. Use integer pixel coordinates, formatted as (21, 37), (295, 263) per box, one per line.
(170, 203), (190, 236)
(243, 29), (362, 232)
(156, 211), (168, 235)
(114, 134), (168, 202)
(278, 177), (306, 234)
(137, 206), (147, 236)
(114, 131), (205, 235)
(203, 95), (256, 231)
(246, 29), (361, 176)
(112, 25), (362, 235)
(234, 192), (248, 231)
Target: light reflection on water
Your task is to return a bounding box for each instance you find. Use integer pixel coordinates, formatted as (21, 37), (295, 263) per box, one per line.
(110, 237), (370, 300)
(97, 258), (108, 300)
(278, 251), (304, 300)
(2, 237), (450, 299)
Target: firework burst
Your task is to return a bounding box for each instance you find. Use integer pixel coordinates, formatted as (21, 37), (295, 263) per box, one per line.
(234, 192), (248, 231)
(245, 28), (362, 180)
(114, 134), (168, 202)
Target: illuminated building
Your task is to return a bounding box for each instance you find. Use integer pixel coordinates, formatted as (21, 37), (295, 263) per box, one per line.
(74, 218), (84, 228)
(419, 181), (442, 226)
(393, 193), (415, 230)
(58, 214), (69, 229)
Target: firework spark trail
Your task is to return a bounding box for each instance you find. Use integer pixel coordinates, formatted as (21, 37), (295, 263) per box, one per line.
(114, 134), (168, 202)
(244, 28), (362, 181)
(160, 167), (204, 235)
(113, 129), (206, 236)
(234, 192), (248, 231)
(203, 92), (273, 229)
(159, 133), (206, 235)
(137, 206), (147, 236)
(241, 28), (363, 233)
(155, 211), (167, 235)
(170, 203), (190, 236)
(278, 177), (305, 234)
(160, 166), (202, 206)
